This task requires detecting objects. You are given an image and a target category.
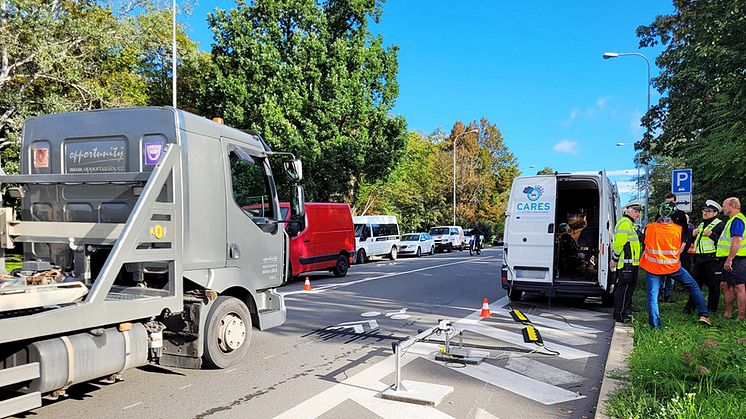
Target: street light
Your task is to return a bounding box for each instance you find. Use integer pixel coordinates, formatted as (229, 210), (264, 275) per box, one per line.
(453, 128), (479, 225)
(603, 51), (652, 225)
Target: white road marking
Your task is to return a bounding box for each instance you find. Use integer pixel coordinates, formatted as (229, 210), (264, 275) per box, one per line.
(327, 320), (379, 334)
(475, 408), (502, 419)
(386, 308), (408, 317)
(535, 327), (598, 346)
(427, 357), (584, 405)
(281, 259), (479, 297)
(361, 311), (382, 317)
(122, 402), (143, 410)
(224, 368), (237, 374)
(390, 314), (411, 320)
(178, 384), (193, 390)
(504, 357), (585, 386)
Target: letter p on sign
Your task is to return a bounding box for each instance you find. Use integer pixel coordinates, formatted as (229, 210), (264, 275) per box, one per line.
(671, 169), (692, 194)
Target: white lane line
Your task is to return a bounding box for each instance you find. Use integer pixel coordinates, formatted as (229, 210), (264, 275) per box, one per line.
(456, 319), (597, 360)
(427, 357), (584, 405)
(122, 402), (143, 410)
(281, 259), (478, 297)
(492, 309), (601, 333)
(178, 384), (193, 390)
(504, 357), (585, 386)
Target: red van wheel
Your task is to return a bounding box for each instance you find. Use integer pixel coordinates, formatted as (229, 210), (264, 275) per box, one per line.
(333, 255), (349, 277)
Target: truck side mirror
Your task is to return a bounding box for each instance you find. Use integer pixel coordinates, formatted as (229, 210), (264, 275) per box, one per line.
(291, 184), (305, 218)
(284, 159), (303, 183)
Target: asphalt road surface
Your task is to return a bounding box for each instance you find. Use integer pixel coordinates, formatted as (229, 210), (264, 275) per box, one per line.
(19, 247), (614, 419)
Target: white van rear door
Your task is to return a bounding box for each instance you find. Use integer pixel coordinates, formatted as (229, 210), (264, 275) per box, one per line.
(505, 176), (557, 283)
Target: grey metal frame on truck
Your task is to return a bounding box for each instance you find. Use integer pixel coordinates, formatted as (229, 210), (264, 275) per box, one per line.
(0, 108), (302, 415)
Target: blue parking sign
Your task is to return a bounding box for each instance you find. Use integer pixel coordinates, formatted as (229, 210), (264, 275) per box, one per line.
(671, 169), (692, 194)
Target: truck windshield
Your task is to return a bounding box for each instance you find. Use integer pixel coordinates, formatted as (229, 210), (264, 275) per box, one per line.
(430, 227), (449, 235)
(401, 234), (420, 241)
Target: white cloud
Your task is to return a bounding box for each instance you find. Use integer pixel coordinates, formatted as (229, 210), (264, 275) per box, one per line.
(553, 140), (579, 155)
(562, 97), (611, 126)
(596, 96), (611, 108)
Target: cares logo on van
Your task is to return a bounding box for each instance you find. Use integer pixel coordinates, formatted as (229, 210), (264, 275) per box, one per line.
(516, 185), (551, 212)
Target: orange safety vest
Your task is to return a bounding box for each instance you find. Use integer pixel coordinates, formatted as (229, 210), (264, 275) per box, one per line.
(639, 222), (682, 275)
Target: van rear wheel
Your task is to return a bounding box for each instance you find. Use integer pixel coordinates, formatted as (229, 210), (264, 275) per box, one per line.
(203, 296), (252, 369)
(333, 255), (349, 277)
(389, 246), (398, 260)
(356, 249), (367, 264)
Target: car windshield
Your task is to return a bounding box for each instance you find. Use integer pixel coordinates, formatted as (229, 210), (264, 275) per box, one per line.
(430, 227), (449, 235)
(401, 234), (420, 241)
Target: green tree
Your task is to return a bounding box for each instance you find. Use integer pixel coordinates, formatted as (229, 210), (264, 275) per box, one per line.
(204, 0), (407, 202)
(0, 1), (203, 173)
(637, 0), (746, 202)
(537, 166), (554, 175)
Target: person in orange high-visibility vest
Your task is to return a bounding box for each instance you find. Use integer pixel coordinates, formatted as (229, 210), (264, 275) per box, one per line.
(640, 202), (712, 328)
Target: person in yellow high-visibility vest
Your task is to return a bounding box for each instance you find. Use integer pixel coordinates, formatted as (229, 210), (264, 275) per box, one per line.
(718, 197), (746, 320)
(612, 201), (642, 323)
(684, 200), (724, 314)
(640, 202), (711, 328)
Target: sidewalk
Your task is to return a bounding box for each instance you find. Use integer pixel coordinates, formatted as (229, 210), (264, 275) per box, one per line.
(594, 323), (634, 419)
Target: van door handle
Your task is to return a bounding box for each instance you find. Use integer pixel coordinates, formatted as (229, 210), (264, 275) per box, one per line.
(547, 223), (554, 234)
(229, 243), (241, 259)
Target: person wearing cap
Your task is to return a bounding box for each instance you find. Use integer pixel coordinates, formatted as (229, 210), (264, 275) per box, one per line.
(640, 201), (711, 328)
(659, 192), (691, 303)
(611, 201), (642, 323)
(718, 197), (746, 320)
(683, 200), (725, 314)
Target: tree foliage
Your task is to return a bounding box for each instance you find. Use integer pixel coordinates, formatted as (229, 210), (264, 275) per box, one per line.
(536, 166), (554, 175)
(204, 0), (407, 202)
(0, 0), (203, 173)
(354, 119), (518, 235)
(637, 0), (746, 202)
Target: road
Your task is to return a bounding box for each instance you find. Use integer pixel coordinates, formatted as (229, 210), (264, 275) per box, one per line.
(22, 248), (614, 419)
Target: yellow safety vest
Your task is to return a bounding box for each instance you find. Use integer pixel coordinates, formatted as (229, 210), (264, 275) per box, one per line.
(694, 218), (722, 254)
(612, 216), (640, 268)
(716, 212), (746, 258)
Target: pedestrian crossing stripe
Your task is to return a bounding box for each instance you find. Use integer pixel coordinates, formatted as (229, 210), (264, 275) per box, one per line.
(522, 326), (543, 344)
(510, 308), (530, 323)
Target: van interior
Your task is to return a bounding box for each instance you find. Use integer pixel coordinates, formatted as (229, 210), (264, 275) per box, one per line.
(553, 177), (600, 282)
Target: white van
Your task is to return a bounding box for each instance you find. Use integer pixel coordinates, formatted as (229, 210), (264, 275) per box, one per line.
(429, 225), (465, 252)
(501, 172), (621, 303)
(353, 215), (401, 263)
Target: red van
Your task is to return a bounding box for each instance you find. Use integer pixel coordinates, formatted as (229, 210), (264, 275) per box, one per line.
(281, 202), (356, 278)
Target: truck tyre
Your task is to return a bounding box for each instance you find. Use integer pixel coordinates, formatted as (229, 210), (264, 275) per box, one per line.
(333, 254), (349, 277)
(508, 288), (522, 301)
(203, 296), (252, 369)
(389, 246), (398, 260)
(356, 249), (367, 264)
(416, 247), (421, 257)
(447, 244), (452, 253)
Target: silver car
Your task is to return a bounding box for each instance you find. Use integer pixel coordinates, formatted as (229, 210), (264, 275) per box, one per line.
(398, 233), (435, 257)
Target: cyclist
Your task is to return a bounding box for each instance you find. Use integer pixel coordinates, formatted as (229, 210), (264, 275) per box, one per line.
(470, 228), (483, 255)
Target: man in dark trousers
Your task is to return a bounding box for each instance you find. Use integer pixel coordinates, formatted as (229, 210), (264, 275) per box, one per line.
(684, 200), (725, 314)
(660, 192), (691, 302)
(612, 201), (642, 323)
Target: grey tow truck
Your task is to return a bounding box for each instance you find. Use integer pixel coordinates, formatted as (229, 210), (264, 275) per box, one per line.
(0, 107), (305, 416)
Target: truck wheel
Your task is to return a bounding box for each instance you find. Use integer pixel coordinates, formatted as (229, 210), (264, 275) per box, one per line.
(389, 246), (398, 260)
(333, 255), (349, 277)
(203, 296), (252, 369)
(447, 244), (452, 253)
(508, 289), (522, 301)
(356, 249), (367, 264)
(416, 247), (421, 257)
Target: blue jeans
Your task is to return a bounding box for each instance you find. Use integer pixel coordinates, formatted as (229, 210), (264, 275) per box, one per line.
(646, 268), (709, 328)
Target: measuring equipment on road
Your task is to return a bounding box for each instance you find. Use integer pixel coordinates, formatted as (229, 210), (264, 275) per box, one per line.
(522, 325), (543, 344)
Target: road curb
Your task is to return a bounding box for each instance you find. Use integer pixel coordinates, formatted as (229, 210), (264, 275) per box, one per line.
(594, 323), (634, 419)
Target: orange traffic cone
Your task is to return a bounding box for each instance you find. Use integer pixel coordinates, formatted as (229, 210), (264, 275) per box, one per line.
(303, 278), (312, 291)
(479, 298), (492, 318)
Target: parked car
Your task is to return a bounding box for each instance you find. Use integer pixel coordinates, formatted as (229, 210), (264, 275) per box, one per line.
(399, 233), (435, 257)
(353, 215), (401, 263)
(429, 225), (465, 252)
(281, 202), (355, 278)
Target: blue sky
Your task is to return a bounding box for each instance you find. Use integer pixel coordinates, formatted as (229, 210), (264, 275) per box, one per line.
(183, 1), (674, 202)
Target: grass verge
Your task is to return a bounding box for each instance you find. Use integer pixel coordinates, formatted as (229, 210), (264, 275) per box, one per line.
(606, 276), (746, 418)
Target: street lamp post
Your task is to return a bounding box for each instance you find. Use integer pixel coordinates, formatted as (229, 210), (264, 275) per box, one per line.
(603, 51), (652, 225)
(453, 128), (479, 225)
